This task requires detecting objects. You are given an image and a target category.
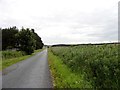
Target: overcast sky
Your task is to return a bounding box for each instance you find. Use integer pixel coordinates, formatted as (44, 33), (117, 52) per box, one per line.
(0, 0), (118, 45)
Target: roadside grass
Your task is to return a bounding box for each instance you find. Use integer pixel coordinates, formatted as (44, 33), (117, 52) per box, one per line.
(2, 49), (44, 70)
(2, 51), (26, 60)
(0, 60), (1, 70)
(48, 49), (92, 88)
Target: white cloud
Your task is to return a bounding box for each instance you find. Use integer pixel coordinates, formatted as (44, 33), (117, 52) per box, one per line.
(0, 0), (119, 45)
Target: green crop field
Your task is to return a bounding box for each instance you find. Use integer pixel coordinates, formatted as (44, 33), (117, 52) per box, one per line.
(49, 44), (119, 89)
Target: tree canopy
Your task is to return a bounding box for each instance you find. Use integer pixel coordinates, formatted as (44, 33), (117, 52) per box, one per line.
(1, 26), (44, 54)
(2, 26), (18, 50)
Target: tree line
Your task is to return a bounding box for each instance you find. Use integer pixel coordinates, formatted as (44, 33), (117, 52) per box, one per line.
(1, 26), (44, 54)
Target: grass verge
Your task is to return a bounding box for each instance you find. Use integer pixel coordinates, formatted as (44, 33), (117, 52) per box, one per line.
(2, 49), (44, 70)
(48, 49), (92, 88)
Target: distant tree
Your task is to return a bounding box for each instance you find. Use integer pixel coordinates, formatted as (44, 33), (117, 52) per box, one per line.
(31, 29), (44, 49)
(0, 28), (2, 51)
(16, 28), (36, 54)
(2, 26), (44, 54)
(2, 26), (19, 50)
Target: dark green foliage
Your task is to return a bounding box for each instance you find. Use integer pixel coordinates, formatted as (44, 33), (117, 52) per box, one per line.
(1, 26), (44, 55)
(31, 29), (44, 49)
(0, 28), (2, 50)
(51, 44), (119, 89)
(15, 28), (36, 55)
(2, 26), (18, 50)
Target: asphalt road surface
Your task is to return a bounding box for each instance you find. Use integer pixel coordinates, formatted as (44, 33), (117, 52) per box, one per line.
(2, 49), (53, 88)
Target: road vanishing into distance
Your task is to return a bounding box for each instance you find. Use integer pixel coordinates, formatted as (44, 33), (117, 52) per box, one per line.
(2, 49), (53, 88)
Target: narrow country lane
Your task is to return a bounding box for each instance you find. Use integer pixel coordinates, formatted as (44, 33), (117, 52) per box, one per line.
(2, 49), (53, 88)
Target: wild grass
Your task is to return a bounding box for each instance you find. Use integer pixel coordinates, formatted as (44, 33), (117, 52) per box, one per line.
(50, 44), (119, 89)
(2, 49), (44, 70)
(2, 50), (26, 59)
